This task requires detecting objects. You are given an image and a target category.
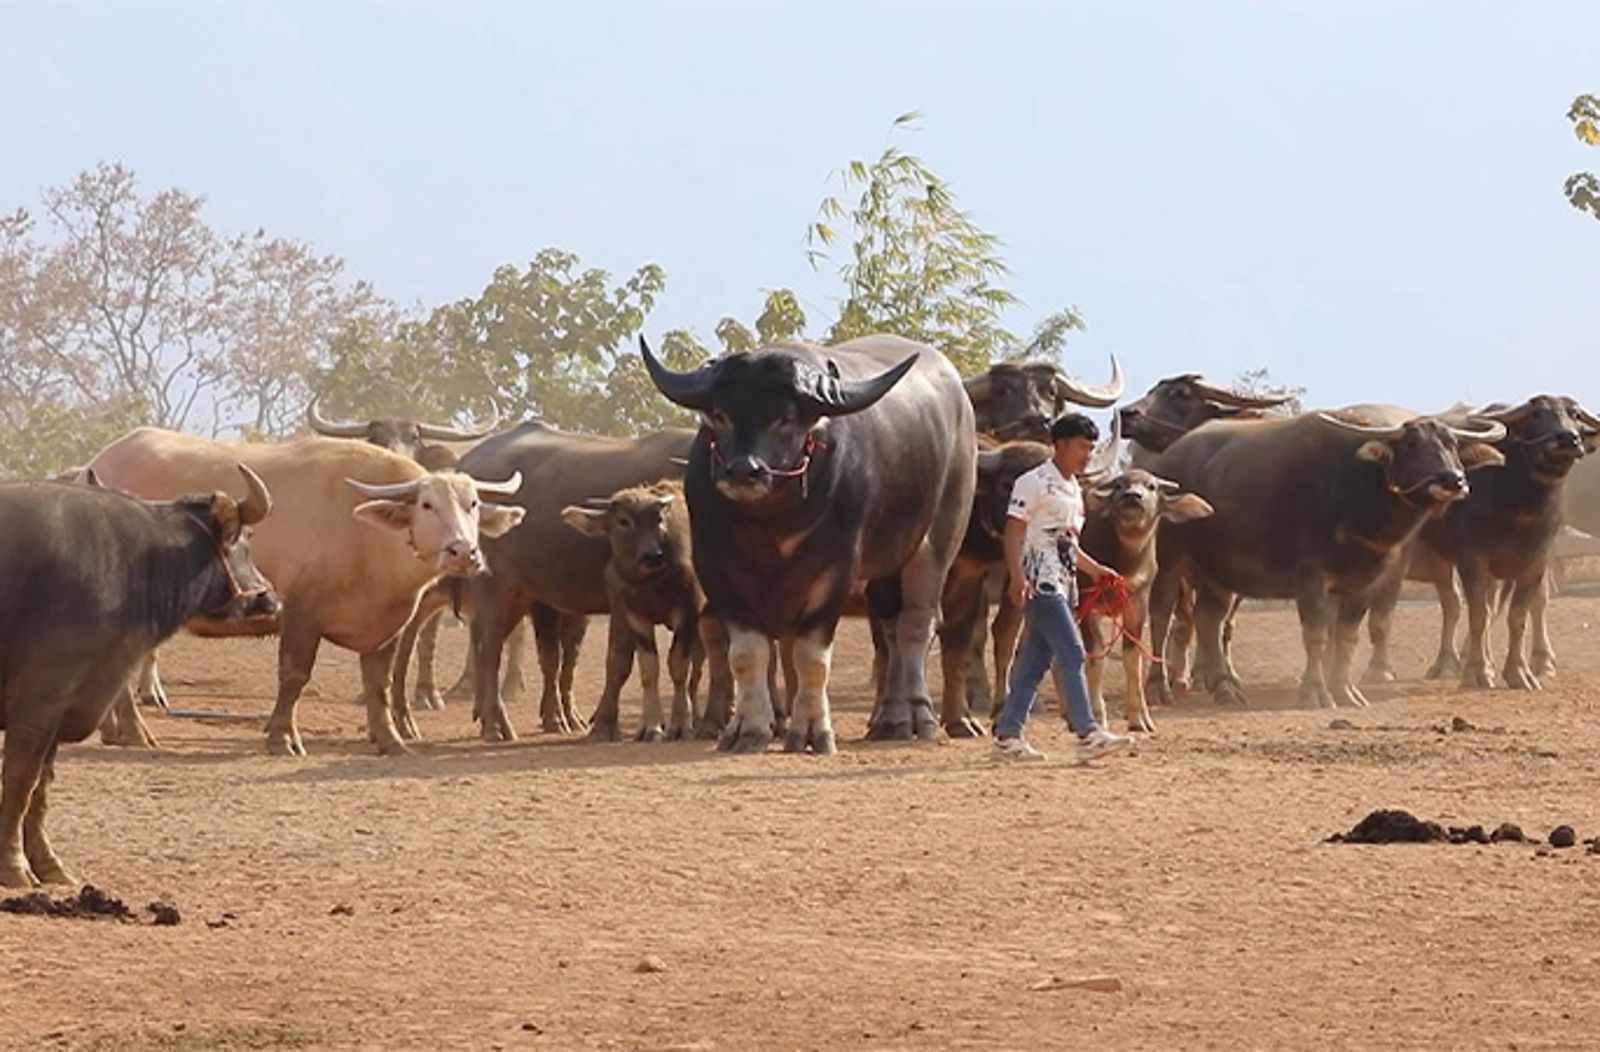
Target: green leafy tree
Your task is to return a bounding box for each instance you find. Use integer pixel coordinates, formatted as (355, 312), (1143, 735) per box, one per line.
(1565, 94), (1600, 221)
(805, 112), (1080, 375)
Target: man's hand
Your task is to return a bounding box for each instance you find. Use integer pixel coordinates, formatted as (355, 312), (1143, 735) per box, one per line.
(1007, 575), (1034, 608)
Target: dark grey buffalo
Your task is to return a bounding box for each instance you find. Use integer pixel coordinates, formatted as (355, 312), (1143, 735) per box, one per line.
(1145, 410), (1505, 709)
(0, 469), (278, 886)
(450, 422), (698, 742)
(1364, 396), (1597, 690)
(1566, 450), (1600, 538)
(643, 333), (977, 753)
(1118, 374), (1294, 463)
(562, 480), (705, 741)
(964, 356), (1123, 441)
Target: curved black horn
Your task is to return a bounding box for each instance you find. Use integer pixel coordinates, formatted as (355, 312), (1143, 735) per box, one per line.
(305, 395), (370, 438)
(416, 399), (502, 442)
(798, 354), (919, 417)
(640, 335), (719, 412)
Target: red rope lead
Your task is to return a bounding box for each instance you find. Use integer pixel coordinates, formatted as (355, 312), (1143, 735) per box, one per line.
(1074, 573), (1168, 666)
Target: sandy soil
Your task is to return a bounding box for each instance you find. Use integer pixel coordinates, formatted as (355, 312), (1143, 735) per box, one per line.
(4, 597), (1600, 1051)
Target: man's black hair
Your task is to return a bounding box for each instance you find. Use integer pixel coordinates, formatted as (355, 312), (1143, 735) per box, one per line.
(1050, 413), (1100, 444)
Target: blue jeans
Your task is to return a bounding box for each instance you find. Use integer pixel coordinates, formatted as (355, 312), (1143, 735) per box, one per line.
(994, 587), (1098, 740)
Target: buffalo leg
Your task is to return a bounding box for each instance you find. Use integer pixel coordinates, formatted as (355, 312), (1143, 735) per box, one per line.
(783, 628), (838, 754)
(1166, 583), (1196, 693)
(988, 598), (1024, 721)
(471, 594), (520, 743)
(633, 616), (668, 743)
(1530, 576), (1557, 677)
(409, 608), (445, 711)
(21, 741), (72, 886)
(359, 642), (410, 756)
(1291, 577), (1335, 707)
(1325, 593), (1372, 708)
(1197, 582), (1248, 706)
(556, 613), (588, 731)
(587, 608), (635, 742)
(99, 682), (160, 748)
(1362, 561), (1406, 684)
(533, 605), (576, 734)
(871, 540), (942, 743)
(1423, 555), (1464, 680)
(1458, 560), (1498, 690)
(389, 613), (427, 742)
(137, 652), (169, 710)
(265, 603), (322, 756)
(665, 617), (699, 741)
(717, 625), (778, 754)
(1122, 593), (1156, 733)
(1146, 558), (1185, 706)
(776, 637), (796, 739)
(444, 614), (532, 705)
(937, 569), (987, 738)
(697, 613), (733, 738)
(963, 574), (994, 715)
(1501, 573), (1545, 691)
(1083, 614), (1109, 728)
(0, 717), (53, 887)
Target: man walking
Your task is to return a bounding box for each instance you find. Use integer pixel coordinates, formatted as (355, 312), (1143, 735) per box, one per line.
(993, 413), (1131, 762)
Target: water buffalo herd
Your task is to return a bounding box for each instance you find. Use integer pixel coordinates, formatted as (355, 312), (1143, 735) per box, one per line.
(1, 333), (1596, 887)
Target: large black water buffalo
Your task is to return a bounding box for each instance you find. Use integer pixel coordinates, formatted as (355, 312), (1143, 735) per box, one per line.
(450, 422), (698, 742)
(0, 469), (278, 886)
(964, 356), (1123, 441)
(1363, 396), (1597, 691)
(643, 333), (977, 753)
(1145, 410), (1505, 709)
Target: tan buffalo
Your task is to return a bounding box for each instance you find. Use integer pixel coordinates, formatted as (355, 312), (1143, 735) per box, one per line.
(86, 428), (524, 755)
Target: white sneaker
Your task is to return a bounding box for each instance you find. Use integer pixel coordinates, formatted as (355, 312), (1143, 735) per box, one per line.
(1076, 727), (1130, 762)
(992, 736), (1046, 762)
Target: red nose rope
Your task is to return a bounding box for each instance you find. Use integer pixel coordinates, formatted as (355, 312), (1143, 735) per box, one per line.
(701, 431), (824, 491)
(182, 513), (272, 612)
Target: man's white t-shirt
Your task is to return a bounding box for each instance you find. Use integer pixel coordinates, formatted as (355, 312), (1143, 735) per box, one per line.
(1006, 459), (1084, 597)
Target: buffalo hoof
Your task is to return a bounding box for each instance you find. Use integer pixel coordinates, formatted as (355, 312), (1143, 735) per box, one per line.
(1459, 666), (1494, 691)
(0, 860), (38, 889)
(373, 731), (410, 757)
(1361, 665), (1397, 686)
(717, 717), (773, 754)
(101, 722), (160, 750)
(563, 705), (589, 733)
(29, 858), (75, 887)
(265, 729), (306, 757)
(1502, 666), (1542, 692)
(1332, 683), (1370, 708)
(140, 683), (170, 710)
(587, 719), (622, 743)
(413, 687), (445, 712)
(444, 680), (474, 705)
(1532, 652), (1557, 677)
(502, 673), (527, 701)
(635, 724), (666, 743)
(943, 717), (986, 739)
(541, 714), (573, 734)
(665, 723), (695, 742)
(693, 718), (725, 741)
(393, 712), (422, 742)
(1426, 655), (1461, 680)
(478, 713), (517, 743)
(865, 718), (914, 742)
(1212, 679), (1249, 707)
(782, 721), (837, 755)
(1127, 711), (1157, 734)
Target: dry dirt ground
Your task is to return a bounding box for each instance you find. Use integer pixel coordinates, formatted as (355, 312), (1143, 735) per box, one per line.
(5, 598), (1600, 1051)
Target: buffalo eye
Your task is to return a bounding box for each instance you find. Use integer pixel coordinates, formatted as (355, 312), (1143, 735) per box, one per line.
(617, 515), (632, 530)
(422, 500), (434, 511)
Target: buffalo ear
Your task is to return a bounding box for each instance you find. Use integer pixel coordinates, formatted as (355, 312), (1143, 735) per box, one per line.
(1084, 484), (1116, 512)
(1580, 428), (1599, 455)
(479, 504), (525, 538)
(1355, 440), (1393, 464)
(561, 505), (611, 539)
(1160, 492), (1214, 523)
(1460, 442), (1507, 470)
(353, 499), (415, 534)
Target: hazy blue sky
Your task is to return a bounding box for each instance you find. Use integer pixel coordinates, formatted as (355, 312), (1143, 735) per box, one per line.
(4, 1), (1597, 412)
